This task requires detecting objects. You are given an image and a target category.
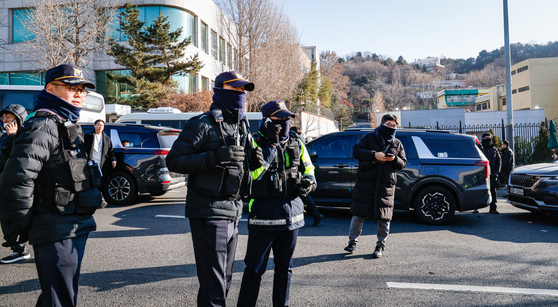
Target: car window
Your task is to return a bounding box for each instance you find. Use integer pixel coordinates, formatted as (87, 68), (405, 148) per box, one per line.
(310, 136), (352, 159)
(419, 138), (478, 158)
(117, 131), (158, 148)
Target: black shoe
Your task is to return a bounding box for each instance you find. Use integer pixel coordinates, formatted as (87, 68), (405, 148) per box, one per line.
(372, 246), (384, 259)
(489, 210), (499, 214)
(473, 209), (479, 213)
(313, 214), (324, 226)
(344, 241), (357, 254)
(1, 250), (31, 264)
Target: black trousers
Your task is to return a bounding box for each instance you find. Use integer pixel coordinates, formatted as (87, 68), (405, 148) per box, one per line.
(190, 218), (239, 307)
(490, 177), (498, 211)
(301, 195), (320, 218)
(237, 228), (299, 307)
(34, 234), (88, 307)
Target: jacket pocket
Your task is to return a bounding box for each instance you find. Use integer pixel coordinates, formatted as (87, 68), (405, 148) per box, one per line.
(76, 187), (103, 215)
(69, 158), (90, 192)
(54, 185), (76, 215)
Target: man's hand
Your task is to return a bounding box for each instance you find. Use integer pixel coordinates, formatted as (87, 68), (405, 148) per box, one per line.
(214, 146), (245, 168)
(112, 161), (117, 168)
(298, 177), (316, 197)
(5, 121), (17, 135)
(249, 146), (265, 170)
(374, 151), (395, 162)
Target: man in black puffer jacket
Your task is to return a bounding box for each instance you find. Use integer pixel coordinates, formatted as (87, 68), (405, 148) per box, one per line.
(0, 104), (29, 264)
(481, 132), (501, 214)
(343, 114), (407, 259)
(0, 64), (98, 307)
(166, 71), (263, 307)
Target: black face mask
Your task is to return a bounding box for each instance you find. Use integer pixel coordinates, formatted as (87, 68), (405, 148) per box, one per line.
(261, 119), (290, 144)
(378, 123), (396, 143)
(482, 138), (494, 148)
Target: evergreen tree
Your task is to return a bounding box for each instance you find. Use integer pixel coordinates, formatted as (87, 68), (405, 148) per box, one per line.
(488, 127), (502, 150)
(318, 75), (333, 109)
(294, 60), (319, 104)
(531, 122), (554, 163)
(107, 2), (203, 109)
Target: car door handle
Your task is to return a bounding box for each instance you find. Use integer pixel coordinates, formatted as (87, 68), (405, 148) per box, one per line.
(334, 164), (349, 168)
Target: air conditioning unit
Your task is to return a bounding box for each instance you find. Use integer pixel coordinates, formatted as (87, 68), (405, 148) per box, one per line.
(147, 107), (182, 114)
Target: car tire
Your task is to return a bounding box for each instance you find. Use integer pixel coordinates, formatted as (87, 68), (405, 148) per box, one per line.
(413, 186), (456, 225)
(104, 171), (138, 206)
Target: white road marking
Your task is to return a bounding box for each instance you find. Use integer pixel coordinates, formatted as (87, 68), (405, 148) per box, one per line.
(387, 282), (558, 296)
(155, 215), (248, 222)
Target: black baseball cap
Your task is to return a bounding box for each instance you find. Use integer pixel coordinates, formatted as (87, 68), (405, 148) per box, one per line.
(215, 71), (254, 91)
(45, 64), (95, 89)
(261, 100), (294, 119)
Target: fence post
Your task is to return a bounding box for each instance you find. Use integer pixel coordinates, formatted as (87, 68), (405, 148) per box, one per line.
(501, 119), (506, 140)
(459, 120), (462, 134)
(436, 121), (439, 129)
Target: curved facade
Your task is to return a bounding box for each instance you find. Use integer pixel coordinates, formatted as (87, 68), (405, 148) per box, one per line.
(0, 0), (239, 100)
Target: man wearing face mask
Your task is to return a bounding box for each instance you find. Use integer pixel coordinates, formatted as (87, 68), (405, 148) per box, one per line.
(343, 114), (406, 258)
(166, 71), (264, 307)
(480, 132), (501, 214)
(237, 100), (317, 307)
(0, 104), (29, 264)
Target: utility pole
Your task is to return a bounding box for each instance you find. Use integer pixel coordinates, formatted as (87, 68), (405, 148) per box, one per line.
(504, 0), (514, 149)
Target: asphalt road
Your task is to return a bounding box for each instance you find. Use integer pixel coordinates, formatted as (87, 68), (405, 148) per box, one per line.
(1, 186), (558, 306)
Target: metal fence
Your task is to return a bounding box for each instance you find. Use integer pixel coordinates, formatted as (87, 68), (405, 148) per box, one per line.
(408, 119), (544, 143)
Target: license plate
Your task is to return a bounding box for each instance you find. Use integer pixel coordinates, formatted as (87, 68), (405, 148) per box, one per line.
(510, 187), (524, 195)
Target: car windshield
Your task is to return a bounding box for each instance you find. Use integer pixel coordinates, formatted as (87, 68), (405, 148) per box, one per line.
(158, 130), (180, 148)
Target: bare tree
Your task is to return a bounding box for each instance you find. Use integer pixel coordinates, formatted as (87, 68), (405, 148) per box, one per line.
(218, 0), (303, 110)
(14, 0), (119, 74)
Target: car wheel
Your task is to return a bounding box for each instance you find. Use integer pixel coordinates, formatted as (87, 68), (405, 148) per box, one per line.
(104, 171), (138, 206)
(413, 186), (456, 225)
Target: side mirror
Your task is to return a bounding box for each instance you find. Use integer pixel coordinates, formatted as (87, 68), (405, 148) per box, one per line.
(309, 150), (318, 161)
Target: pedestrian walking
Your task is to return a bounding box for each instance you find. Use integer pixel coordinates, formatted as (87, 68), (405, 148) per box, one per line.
(344, 114), (407, 258)
(0, 64), (102, 306)
(237, 100), (317, 307)
(500, 140), (514, 187)
(166, 71), (263, 307)
(0, 104), (29, 264)
(481, 132), (501, 214)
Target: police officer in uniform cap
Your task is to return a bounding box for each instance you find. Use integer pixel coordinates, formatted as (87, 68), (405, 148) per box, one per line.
(237, 100), (317, 307)
(166, 71), (263, 307)
(0, 64), (102, 306)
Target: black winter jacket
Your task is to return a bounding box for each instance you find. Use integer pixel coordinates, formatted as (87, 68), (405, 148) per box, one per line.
(500, 147), (514, 178)
(0, 112), (96, 245)
(483, 145), (501, 181)
(0, 104), (28, 172)
(350, 129), (407, 221)
(166, 105), (250, 221)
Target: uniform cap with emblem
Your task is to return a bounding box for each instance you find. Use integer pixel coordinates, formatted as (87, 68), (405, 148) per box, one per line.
(45, 64), (95, 89)
(261, 100), (295, 119)
(215, 71), (254, 91)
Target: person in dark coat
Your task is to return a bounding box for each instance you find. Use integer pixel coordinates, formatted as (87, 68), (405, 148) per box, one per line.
(84, 119), (116, 178)
(499, 140), (514, 187)
(343, 114), (407, 258)
(0, 104), (29, 264)
(166, 71), (263, 307)
(0, 64), (99, 306)
(481, 132), (501, 214)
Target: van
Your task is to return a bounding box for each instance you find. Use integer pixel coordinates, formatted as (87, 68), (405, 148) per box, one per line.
(116, 107), (264, 133)
(0, 85), (106, 123)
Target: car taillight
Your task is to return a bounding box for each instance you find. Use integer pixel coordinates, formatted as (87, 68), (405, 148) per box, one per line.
(474, 136), (480, 145)
(153, 150), (169, 155)
(162, 180), (171, 184)
(474, 160), (490, 179)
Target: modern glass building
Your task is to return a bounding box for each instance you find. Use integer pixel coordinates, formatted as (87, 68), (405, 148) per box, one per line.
(0, 0), (238, 102)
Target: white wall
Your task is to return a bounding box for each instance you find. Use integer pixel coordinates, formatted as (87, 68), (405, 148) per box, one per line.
(299, 111), (338, 141)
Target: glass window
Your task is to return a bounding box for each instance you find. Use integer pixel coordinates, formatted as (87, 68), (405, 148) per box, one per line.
(233, 49), (238, 70)
(96, 70), (137, 102)
(227, 44), (232, 68)
(201, 76), (209, 90)
(309, 136), (352, 159)
(201, 22), (208, 53)
(13, 9), (35, 42)
(83, 94), (104, 112)
(211, 30), (218, 59)
(117, 131), (157, 148)
(0, 74), (9, 85)
(143, 120), (176, 128)
(219, 37), (225, 63)
(144, 6), (159, 29)
(421, 139), (478, 158)
(189, 74), (196, 93)
(9, 72), (42, 85)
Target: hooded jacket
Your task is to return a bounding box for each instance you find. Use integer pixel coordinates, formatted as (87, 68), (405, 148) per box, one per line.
(350, 128), (407, 221)
(0, 104), (28, 172)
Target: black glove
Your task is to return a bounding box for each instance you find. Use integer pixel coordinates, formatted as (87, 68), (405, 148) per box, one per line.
(2, 231), (28, 247)
(249, 146), (265, 171)
(266, 124), (281, 144)
(298, 177), (316, 197)
(214, 146), (245, 168)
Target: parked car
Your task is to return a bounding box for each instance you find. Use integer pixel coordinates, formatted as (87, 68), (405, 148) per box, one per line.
(305, 128), (491, 224)
(80, 123), (186, 205)
(507, 163), (558, 215)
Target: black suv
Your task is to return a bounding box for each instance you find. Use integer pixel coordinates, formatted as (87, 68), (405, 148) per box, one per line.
(80, 123), (186, 205)
(305, 128), (491, 224)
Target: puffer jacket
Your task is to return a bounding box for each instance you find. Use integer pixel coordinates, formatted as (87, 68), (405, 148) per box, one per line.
(166, 105), (250, 221)
(350, 128), (407, 221)
(0, 104), (28, 170)
(0, 112), (96, 245)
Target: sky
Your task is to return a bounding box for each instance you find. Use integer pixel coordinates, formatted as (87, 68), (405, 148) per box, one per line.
(278, 0), (558, 62)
